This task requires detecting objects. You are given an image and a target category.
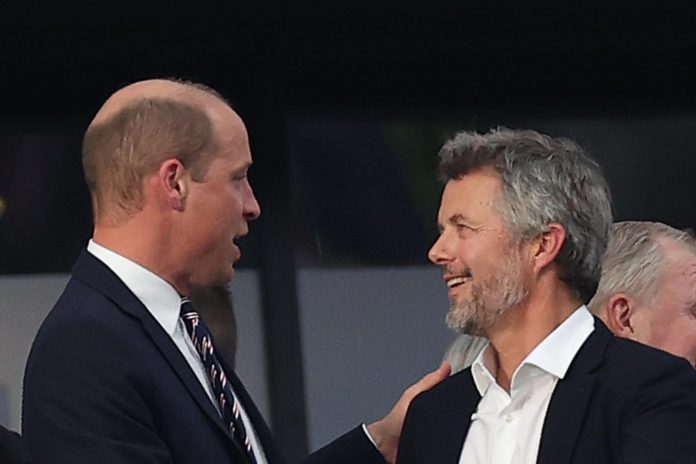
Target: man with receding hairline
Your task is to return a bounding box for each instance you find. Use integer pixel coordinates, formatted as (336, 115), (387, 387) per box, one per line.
(22, 79), (447, 464)
(589, 220), (696, 368)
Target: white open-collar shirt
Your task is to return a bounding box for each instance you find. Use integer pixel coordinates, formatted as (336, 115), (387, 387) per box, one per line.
(87, 240), (267, 463)
(459, 306), (595, 464)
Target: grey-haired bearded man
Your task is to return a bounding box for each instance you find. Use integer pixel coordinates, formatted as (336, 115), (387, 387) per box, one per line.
(397, 129), (696, 464)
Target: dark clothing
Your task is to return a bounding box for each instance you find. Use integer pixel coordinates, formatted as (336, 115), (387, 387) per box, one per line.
(0, 426), (28, 464)
(23, 251), (382, 464)
(397, 320), (696, 464)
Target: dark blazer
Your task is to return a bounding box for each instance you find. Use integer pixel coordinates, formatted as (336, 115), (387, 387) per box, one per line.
(397, 320), (696, 464)
(0, 426), (29, 464)
(23, 251), (383, 464)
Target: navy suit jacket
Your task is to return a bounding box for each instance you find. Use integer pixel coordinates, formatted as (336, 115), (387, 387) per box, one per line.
(0, 426), (29, 464)
(23, 251), (383, 464)
(397, 320), (696, 464)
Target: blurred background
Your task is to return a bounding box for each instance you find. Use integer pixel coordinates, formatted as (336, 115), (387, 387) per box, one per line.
(1, 0), (695, 460)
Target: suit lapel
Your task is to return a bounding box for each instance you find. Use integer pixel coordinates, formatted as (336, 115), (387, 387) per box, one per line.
(71, 251), (233, 440)
(139, 313), (230, 432)
(426, 370), (481, 463)
(536, 319), (612, 464)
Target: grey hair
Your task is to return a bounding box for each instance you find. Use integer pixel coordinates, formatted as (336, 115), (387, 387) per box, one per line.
(588, 221), (696, 313)
(438, 128), (613, 302)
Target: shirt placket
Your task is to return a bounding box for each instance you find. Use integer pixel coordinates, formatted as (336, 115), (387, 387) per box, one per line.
(490, 385), (518, 464)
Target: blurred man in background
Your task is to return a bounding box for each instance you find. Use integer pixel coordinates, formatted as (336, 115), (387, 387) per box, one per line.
(588, 220), (696, 367)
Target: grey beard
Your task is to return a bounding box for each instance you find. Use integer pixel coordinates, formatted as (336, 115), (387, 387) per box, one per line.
(445, 264), (528, 336)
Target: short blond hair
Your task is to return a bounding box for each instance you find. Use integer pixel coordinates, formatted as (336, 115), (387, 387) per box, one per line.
(82, 96), (217, 220)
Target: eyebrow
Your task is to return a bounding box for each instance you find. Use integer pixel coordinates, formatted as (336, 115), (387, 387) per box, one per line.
(448, 214), (469, 224)
(232, 161), (253, 173)
(437, 213), (477, 232)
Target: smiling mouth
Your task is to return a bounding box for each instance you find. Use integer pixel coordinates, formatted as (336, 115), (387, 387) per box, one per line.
(446, 276), (471, 288)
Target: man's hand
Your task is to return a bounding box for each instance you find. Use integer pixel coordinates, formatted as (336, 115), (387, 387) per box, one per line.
(366, 362), (451, 464)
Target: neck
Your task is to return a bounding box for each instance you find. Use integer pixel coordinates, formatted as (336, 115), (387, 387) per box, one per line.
(93, 211), (189, 295)
(485, 281), (582, 392)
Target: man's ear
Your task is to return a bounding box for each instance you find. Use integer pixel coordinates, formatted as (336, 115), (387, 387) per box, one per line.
(531, 223), (566, 273)
(604, 293), (637, 339)
(158, 158), (188, 211)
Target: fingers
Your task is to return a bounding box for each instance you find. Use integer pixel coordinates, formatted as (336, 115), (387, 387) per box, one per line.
(367, 363), (454, 464)
(432, 361), (452, 381)
(404, 362), (452, 398)
(416, 362), (452, 389)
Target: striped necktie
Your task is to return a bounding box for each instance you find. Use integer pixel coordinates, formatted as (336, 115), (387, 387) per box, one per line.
(180, 297), (257, 464)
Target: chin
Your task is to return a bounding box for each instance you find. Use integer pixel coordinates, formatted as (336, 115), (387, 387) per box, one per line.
(196, 269), (235, 289)
(219, 267), (235, 285)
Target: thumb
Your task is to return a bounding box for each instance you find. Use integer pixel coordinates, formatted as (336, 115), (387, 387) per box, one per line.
(404, 362), (451, 399)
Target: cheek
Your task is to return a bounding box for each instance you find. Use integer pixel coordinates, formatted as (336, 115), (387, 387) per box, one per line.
(649, 315), (695, 357)
(223, 192), (244, 217)
(196, 216), (233, 252)
(455, 241), (486, 264)
(629, 313), (655, 342)
(674, 320), (696, 356)
(478, 248), (512, 274)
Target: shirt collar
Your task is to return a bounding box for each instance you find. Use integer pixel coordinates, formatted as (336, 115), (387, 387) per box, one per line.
(523, 305), (595, 379)
(470, 341), (496, 396)
(87, 239), (182, 336)
(469, 306), (595, 396)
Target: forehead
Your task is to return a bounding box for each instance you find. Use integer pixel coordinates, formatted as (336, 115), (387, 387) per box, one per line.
(656, 240), (696, 303)
(661, 239), (696, 275)
(438, 168), (503, 221)
(208, 104), (252, 165)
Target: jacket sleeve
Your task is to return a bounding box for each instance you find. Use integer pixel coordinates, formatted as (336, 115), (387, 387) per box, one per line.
(301, 426), (386, 464)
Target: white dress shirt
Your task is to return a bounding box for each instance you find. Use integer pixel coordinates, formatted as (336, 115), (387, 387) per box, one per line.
(459, 306), (595, 464)
(87, 240), (267, 463)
